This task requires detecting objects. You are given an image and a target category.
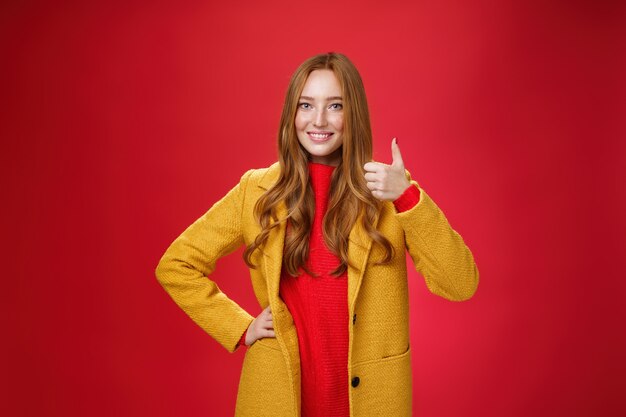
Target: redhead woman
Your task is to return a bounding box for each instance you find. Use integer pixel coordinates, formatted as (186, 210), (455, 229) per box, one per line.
(155, 52), (479, 417)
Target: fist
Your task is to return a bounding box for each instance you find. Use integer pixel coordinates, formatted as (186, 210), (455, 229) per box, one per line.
(245, 305), (275, 346)
(363, 138), (411, 201)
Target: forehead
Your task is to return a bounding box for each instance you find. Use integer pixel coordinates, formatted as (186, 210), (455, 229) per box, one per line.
(301, 69), (342, 97)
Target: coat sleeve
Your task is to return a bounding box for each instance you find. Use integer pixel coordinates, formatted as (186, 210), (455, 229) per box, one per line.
(395, 169), (479, 301)
(155, 169), (256, 353)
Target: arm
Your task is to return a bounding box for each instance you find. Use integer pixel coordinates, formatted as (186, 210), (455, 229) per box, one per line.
(155, 169), (256, 353)
(363, 139), (478, 301)
(396, 170), (479, 301)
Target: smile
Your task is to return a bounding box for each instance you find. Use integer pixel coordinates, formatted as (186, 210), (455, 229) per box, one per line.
(308, 132), (333, 142)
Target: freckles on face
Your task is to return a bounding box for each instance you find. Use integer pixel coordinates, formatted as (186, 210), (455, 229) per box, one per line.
(294, 69), (344, 166)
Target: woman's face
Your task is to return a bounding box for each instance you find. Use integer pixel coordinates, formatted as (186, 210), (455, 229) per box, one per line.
(295, 69), (344, 167)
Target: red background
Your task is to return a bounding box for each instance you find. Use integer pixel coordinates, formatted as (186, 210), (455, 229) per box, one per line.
(2, 1), (625, 416)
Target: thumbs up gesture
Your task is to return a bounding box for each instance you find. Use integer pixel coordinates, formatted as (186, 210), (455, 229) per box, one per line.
(363, 138), (411, 201)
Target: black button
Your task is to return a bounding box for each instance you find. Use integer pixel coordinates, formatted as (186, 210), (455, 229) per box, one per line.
(352, 314), (357, 325)
(351, 376), (360, 387)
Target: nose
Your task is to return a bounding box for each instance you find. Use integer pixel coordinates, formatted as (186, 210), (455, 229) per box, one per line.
(313, 108), (328, 127)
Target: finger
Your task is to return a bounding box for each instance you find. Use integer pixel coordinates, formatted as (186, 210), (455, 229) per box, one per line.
(258, 320), (272, 330)
(366, 181), (378, 191)
(265, 329), (276, 338)
(364, 172), (379, 182)
(363, 161), (385, 173)
(391, 137), (404, 168)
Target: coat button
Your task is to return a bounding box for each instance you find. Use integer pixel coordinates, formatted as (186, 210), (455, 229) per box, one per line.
(352, 314), (357, 325)
(351, 376), (360, 387)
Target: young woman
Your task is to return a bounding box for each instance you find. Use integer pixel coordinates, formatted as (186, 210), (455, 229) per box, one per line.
(155, 52), (479, 417)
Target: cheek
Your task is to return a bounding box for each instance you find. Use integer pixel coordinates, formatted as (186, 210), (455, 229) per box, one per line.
(294, 112), (307, 131)
(332, 114), (344, 132)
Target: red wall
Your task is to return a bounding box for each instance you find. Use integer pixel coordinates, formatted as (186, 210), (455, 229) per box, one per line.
(2, 1), (625, 416)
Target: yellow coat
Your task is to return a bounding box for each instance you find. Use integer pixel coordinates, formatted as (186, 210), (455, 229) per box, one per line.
(155, 161), (479, 417)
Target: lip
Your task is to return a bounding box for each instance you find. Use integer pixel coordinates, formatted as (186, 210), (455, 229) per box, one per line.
(307, 131), (334, 142)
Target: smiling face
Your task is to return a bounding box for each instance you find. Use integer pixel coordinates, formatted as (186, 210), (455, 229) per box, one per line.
(295, 69), (344, 167)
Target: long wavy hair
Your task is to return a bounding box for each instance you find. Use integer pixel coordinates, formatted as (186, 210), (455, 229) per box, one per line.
(243, 52), (394, 277)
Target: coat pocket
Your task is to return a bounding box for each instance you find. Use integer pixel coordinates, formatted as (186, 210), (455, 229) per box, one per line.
(350, 345), (412, 417)
(235, 338), (295, 417)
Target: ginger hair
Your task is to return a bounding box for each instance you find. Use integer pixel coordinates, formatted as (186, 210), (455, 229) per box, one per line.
(243, 52), (394, 277)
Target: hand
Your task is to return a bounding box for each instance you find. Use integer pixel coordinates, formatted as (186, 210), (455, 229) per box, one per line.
(245, 305), (275, 346)
(363, 138), (411, 201)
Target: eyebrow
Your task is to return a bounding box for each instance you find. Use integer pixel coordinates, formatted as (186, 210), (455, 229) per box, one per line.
(299, 96), (343, 101)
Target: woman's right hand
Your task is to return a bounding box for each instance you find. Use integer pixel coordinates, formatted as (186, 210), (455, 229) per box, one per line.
(245, 305), (275, 346)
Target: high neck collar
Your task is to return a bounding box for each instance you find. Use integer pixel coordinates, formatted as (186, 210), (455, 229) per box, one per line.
(308, 161), (337, 171)
(307, 161), (335, 193)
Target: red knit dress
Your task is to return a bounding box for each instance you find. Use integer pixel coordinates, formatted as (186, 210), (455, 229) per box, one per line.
(239, 161), (420, 417)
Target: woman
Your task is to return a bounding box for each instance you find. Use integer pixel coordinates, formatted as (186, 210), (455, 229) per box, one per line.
(155, 52), (479, 417)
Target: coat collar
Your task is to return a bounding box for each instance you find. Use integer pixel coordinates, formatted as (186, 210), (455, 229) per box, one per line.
(256, 161), (378, 313)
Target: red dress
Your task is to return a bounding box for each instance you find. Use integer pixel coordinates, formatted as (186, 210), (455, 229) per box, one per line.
(239, 161), (420, 417)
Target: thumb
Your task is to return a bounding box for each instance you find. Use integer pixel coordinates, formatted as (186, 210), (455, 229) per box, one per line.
(391, 137), (404, 168)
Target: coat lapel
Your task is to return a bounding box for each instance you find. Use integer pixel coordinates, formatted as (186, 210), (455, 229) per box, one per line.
(257, 163), (380, 312)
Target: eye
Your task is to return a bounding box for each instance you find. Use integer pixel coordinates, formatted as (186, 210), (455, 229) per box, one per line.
(298, 102), (311, 110)
(330, 103), (343, 110)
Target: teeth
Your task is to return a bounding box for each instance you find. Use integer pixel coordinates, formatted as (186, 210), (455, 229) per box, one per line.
(310, 133), (331, 139)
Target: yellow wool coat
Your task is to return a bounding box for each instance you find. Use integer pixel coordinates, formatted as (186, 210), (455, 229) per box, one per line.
(155, 161), (479, 417)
